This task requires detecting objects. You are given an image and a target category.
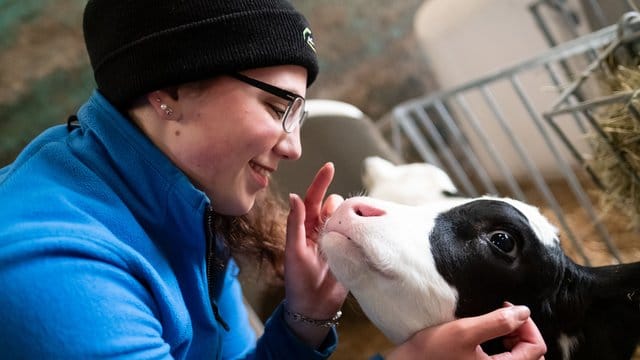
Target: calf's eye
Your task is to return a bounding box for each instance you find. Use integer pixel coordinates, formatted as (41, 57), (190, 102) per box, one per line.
(487, 230), (516, 254)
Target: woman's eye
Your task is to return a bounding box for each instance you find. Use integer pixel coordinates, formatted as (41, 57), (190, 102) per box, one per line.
(268, 104), (286, 120)
(487, 230), (516, 255)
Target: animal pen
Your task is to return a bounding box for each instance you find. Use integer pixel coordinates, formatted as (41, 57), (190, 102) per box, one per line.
(389, 12), (640, 266)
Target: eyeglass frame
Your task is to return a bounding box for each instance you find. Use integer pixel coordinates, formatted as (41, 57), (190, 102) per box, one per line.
(229, 72), (307, 133)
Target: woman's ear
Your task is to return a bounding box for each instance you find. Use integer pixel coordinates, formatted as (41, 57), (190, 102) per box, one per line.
(147, 90), (180, 120)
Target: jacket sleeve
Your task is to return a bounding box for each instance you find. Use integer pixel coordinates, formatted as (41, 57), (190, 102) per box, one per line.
(217, 260), (338, 360)
(255, 303), (338, 359)
(0, 237), (175, 359)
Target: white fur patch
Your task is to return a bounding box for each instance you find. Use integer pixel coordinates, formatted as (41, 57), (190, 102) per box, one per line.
(558, 333), (578, 360)
(480, 195), (559, 247)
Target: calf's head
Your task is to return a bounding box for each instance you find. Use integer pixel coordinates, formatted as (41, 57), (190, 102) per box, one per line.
(320, 196), (640, 359)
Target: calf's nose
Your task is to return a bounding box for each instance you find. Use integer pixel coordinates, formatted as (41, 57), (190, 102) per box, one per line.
(324, 198), (388, 235)
(343, 198), (387, 218)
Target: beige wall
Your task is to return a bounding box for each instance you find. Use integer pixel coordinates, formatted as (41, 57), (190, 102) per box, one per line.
(409, 0), (598, 179)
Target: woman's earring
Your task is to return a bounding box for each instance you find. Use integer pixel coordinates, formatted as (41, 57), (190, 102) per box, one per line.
(160, 103), (174, 117)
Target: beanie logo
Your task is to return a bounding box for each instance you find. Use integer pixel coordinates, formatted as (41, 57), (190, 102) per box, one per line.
(303, 27), (316, 53)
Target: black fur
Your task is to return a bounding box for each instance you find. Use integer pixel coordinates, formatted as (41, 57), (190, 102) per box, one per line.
(430, 199), (640, 359)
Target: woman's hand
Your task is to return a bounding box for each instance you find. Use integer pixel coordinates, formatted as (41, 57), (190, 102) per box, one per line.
(385, 303), (547, 360)
(283, 162), (348, 347)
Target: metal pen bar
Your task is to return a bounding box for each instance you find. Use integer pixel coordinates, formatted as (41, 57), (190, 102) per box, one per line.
(545, 89), (640, 187)
(542, 60), (607, 190)
(414, 107), (479, 197)
(433, 100), (497, 194)
(396, 113), (442, 167)
(585, 0), (611, 28)
(452, 93), (505, 196)
(539, 57), (587, 154)
(453, 93), (523, 197)
(479, 85), (547, 202)
(550, 37), (622, 111)
(543, 112), (606, 190)
(543, 60), (590, 134)
(393, 23), (622, 113)
(390, 110), (403, 157)
(546, 90), (636, 116)
(530, 0), (561, 48)
(551, 13), (640, 110)
(513, 75), (622, 264)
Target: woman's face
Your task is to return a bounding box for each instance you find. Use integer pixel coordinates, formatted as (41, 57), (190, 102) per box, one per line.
(163, 65), (307, 215)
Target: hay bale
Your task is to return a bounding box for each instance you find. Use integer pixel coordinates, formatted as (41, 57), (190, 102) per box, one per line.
(590, 65), (640, 229)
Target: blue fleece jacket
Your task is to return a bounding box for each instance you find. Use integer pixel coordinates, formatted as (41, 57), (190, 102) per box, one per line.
(0, 91), (337, 359)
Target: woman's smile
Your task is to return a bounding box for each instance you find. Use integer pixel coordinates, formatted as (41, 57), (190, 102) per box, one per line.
(249, 160), (275, 188)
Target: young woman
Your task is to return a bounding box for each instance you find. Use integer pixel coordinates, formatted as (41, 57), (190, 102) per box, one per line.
(0, 0), (546, 359)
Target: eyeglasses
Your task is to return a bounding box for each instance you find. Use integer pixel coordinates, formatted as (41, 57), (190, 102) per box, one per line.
(229, 72), (307, 133)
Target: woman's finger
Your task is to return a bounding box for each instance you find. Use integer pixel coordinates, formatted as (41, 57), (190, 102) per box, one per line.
(303, 163), (335, 233)
(497, 317), (546, 360)
(286, 193), (307, 254)
(456, 305), (531, 346)
(320, 194), (344, 222)
(303, 163), (334, 212)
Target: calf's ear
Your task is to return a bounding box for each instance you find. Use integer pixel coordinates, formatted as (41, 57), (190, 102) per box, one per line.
(588, 262), (640, 301)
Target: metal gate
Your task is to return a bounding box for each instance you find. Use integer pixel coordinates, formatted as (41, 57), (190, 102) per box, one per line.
(390, 12), (640, 266)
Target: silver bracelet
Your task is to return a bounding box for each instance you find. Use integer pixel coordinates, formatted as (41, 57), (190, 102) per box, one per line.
(283, 301), (342, 328)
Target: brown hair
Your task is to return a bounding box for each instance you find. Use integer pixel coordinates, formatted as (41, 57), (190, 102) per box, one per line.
(213, 184), (288, 284)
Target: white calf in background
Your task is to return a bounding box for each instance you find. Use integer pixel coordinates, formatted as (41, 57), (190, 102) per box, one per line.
(362, 156), (460, 205)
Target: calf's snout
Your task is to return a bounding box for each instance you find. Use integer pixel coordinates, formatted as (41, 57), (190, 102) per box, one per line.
(339, 197), (387, 218)
(323, 197), (389, 239)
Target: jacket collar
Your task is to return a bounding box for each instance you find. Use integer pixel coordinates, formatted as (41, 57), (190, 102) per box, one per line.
(76, 90), (210, 251)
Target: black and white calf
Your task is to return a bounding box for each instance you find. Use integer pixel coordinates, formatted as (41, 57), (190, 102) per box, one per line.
(320, 196), (640, 360)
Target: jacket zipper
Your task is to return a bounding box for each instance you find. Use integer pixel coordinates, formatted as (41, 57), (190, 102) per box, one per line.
(205, 206), (230, 331)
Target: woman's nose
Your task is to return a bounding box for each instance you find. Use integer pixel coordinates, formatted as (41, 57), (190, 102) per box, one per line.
(274, 129), (302, 160)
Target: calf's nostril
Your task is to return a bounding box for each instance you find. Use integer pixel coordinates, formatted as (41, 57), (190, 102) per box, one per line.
(353, 204), (386, 217)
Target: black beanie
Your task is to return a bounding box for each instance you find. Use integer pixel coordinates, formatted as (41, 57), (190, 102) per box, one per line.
(83, 0), (319, 110)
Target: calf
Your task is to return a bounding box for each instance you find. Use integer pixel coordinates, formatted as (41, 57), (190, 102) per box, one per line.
(361, 156), (460, 205)
(320, 195), (640, 359)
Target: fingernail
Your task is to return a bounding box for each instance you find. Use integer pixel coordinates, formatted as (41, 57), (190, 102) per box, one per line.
(509, 305), (530, 321)
(289, 193), (295, 208)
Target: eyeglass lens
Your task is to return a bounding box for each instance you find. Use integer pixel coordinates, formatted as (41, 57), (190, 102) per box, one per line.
(283, 97), (305, 132)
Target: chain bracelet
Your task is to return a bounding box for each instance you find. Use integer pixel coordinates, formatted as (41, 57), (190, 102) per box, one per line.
(283, 301), (342, 328)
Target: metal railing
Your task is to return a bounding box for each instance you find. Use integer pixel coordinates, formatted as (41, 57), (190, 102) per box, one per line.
(390, 13), (640, 265)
